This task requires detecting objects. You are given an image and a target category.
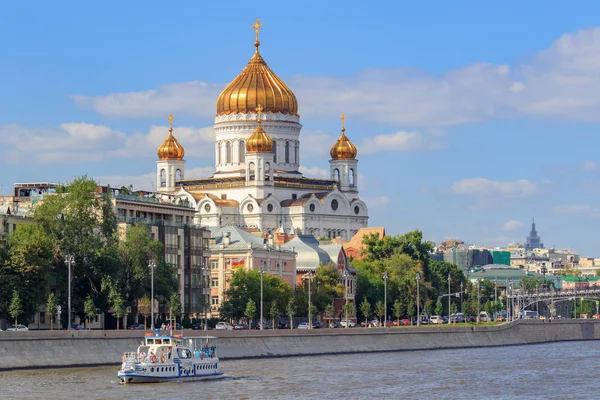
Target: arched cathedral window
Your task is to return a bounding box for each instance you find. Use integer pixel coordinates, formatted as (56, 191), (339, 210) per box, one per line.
(285, 141), (290, 164)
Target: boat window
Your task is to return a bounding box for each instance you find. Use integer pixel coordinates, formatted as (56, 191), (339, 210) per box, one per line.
(147, 339), (154, 344)
(155, 339), (162, 344)
(164, 339), (170, 344)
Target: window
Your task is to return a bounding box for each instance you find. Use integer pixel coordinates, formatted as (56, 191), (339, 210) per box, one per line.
(349, 168), (355, 186)
(39, 312), (46, 324)
(333, 168), (340, 181)
(247, 203), (254, 212)
(292, 194), (297, 200)
(216, 142), (221, 164)
(160, 169), (166, 187)
(267, 204), (274, 212)
(272, 139), (277, 163)
(211, 260), (219, 270)
(176, 169), (182, 181)
(295, 142), (299, 165)
(309, 203), (315, 212)
(226, 141), (232, 164)
(211, 278), (219, 287)
(285, 141), (290, 163)
(212, 297), (219, 306)
(354, 206), (360, 215)
(331, 199), (339, 211)
(239, 140), (245, 163)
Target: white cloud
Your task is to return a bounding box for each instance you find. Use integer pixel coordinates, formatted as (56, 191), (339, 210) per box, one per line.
(553, 204), (600, 218)
(582, 161), (597, 171)
(502, 220), (523, 232)
(71, 27), (600, 127)
(299, 165), (329, 178)
(359, 131), (444, 154)
(300, 131), (336, 160)
(0, 123), (215, 165)
(95, 166), (215, 192)
(451, 178), (538, 198)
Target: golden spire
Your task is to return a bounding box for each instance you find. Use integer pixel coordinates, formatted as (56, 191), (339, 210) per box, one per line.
(246, 104), (274, 153)
(157, 113), (185, 160)
(168, 113), (174, 133)
(252, 18), (263, 51)
(330, 113), (357, 160)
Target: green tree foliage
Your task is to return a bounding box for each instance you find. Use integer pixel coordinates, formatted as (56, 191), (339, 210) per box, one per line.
(46, 292), (57, 330)
(9, 290), (22, 325)
(269, 302), (279, 329)
(359, 298), (371, 323)
(286, 299), (296, 329)
(324, 303), (334, 327)
(84, 295), (96, 329)
(220, 269), (292, 320)
(393, 299), (404, 323)
(0, 224), (53, 323)
(375, 300), (385, 324)
(450, 302), (458, 316)
(435, 300), (444, 316)
(137, 295), (152, 329)
(244, 299), (257, 328)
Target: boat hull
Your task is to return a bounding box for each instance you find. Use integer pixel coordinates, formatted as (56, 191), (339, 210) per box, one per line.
(118, 370), (224, 384)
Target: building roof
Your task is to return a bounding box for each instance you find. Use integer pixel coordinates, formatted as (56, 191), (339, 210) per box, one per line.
(281, 235), (336, 271)
(343, 227), (386, 253)
(209, 225), (292, 253)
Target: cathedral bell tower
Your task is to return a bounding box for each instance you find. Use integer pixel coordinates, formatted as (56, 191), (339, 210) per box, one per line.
(156, 114), (185, 193)
(245, 105), (274, 186)
(329, 114), (358, 192)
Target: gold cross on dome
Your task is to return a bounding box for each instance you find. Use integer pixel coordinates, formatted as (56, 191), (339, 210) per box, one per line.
(168, 113), (174, 131)
(252, 19), (263, 42)
(256, 104), (263, 122)
(340, 113), (346, 131)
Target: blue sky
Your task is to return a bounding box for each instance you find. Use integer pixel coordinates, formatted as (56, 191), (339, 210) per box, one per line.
(2, 1), (600, 255)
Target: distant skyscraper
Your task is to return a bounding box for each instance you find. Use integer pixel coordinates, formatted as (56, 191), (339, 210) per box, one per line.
(525, 219), (543, 251)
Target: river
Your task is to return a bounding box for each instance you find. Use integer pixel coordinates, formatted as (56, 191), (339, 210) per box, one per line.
(0, 341), (598, 400)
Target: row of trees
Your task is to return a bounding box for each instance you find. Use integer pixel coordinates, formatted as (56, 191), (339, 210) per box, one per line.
(0, 176), (179, 328)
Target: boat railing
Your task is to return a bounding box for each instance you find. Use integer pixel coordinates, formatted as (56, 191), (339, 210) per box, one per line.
(122, 352), (138, 367)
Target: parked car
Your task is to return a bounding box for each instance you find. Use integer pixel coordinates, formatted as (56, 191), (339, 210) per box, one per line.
(233, 323), (249, 330)
(398, 318), (411, 326)
(6, 324), (28, 331)
(215, 322), (234, 330)
(192, 323), (203, 330)
(253, 321), (272, 330)
(128, 323), (145, 330)
(369, 320), (380, 327)
(278, 320), (290, 329)
(298, 322), (309, 329)
(329, 322), (342, 329)
(478, 312), (490, 322)
(340, 320), (356, 328)
(312, 321), (325, 329)
(430, 315), (441, 324)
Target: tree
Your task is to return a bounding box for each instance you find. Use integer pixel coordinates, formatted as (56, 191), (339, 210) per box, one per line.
(46, 292), (57, 331)
(407, 301), (415, 325)
(9, 290), (22, 326)
(169, 292), (181, 326)
(286, 298), (295, 329)
(375, 300), (385, 326)
(245, 299), (257, 329)
(359, 298), (371, 325)
(111, 293), (126, 330)
(138, 295), (151, 329)
(84, 295), (96, 329)
(450, 302), (458, 316)
(324, 303), (334, 328)
(435, 300), (444, 317)
(393, 299), (404, 324)
(484, 300), (493, 319)
(269, 302), (279, 330)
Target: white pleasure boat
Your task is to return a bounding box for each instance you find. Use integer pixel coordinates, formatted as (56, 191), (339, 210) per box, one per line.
(118, 331), (224, 384)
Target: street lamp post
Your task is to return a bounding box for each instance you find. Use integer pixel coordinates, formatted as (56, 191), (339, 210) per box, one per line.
(460, 282), (463, 314)
(66, 254), (74, 331)
(383, 272), (388, 327)
(477, 278), (481, 323)
(448, 274), (451, 323)
(343, 270), (350, 329)
(494, 278), (498, 320)
(505, 278), (510, 322)
(149, 259), (156, 330)
(202, 265), (208, 331)
(304, 272), (314, 329)
(259, 265), (265, 330)
(416, 273), (420, 326)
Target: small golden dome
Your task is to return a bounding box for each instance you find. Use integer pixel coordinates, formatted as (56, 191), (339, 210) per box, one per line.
(157, 114), (185, 160)
(330, 114), (357, 160)
(246, 104), (273, 153)
(216, 20), (298, 116)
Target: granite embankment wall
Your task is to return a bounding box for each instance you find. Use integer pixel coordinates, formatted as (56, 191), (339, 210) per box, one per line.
(0, 319), (598, 370)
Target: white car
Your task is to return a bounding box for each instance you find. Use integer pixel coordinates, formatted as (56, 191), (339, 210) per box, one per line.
(215, 322), (233, 330)
(340, 320), (356, 328)
(297, 322), (309, 329)
(6, 324), (28, 331)
(430, 315), (441, 324)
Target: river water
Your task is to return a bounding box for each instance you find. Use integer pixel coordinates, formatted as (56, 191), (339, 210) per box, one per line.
(1, 341), (598, 400)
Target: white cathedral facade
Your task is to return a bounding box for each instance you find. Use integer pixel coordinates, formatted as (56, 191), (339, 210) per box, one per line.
(155, 23), (368, 241)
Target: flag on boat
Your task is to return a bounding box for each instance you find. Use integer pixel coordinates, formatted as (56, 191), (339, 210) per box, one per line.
(231, 258), (245, 267)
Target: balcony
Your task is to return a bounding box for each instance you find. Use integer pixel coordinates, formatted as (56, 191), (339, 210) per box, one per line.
(114, 193), (194, 209)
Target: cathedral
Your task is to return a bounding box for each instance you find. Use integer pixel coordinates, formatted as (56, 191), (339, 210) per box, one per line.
(155, 20), (368, 241)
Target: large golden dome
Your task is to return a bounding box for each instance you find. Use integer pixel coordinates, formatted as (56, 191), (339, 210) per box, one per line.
(157, 114), (185, 160)
(216, 20), (298, 116)
(330, 114), (357, 160)
(246, 105), (274, 153)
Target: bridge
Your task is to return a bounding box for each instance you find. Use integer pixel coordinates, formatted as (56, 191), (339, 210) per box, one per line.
(507, 288), (600, 318)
